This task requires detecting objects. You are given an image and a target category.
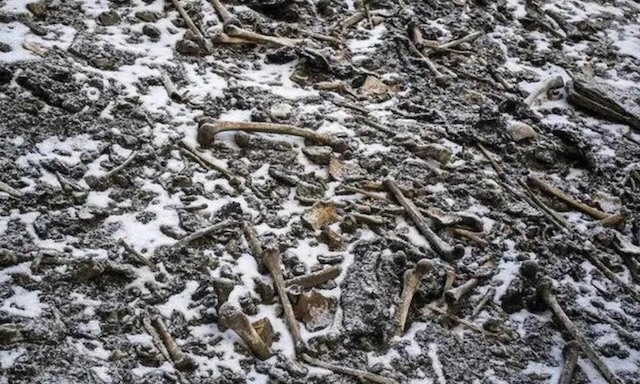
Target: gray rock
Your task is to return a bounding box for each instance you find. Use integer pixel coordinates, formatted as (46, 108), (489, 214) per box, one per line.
(0, 43), (12, 53)
(135, 10), (160, 22)
(142, 24), (161, 39)
(176, 39), (201, 55)
(97, 10), (120, 26)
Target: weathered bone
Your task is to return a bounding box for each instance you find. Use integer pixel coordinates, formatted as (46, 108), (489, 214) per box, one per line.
(198, 121), (347, 152)
(179, 141), (241, 188)
(470, 287), (495, 319)
(301, 354), (399, 384)
(171, 219), (235, 249)
(170, 0), (211, 52)
(422, 31), (483, 56)
(150, 316), (195, 370)
(261, 248), (305, 353)
(218, 303), (272, 360)
(119, 239), (158, 271)
(527, 174), (622, 224)
(226, 25), (300, 47)
(523, 75), (564, 106)
(384, 179), (465, 261)
(537, 277), (623, 384)
(407, 29), (447, 81)
(559, 340), (581, 384)
(285, 266), (341, 289)
(445, 259), (494, 307)
(161, 71), (182, 102)
(207, 0), (233, 24)
(396, 259), (434, 335)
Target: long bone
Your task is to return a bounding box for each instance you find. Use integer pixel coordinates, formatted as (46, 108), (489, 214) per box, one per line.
(396, 259), (434, 335)
(218, 303), (272, 360)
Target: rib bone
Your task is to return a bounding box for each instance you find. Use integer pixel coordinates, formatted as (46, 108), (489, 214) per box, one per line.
(198, 121), (347, 152)
(218, 303), (272, 360)
(384, 179), (465, 261)
(396, 259), (434, 335)
(537, 277), (623, 384)
(261, 248), (305, 353)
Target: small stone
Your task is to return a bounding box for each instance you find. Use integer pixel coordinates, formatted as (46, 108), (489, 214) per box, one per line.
(176, 39), (201, 55)
(97, 10), (121, 26)
(252, 317), (274, 348)
(0, 43), (12, 53)
(520, 260), (539, 279)
(317, 254), (344, 265)
(142, 24), (161, 39)
(413, 143), (451, 165)
(293, 290), (336, 331)
(507, 121), (538, 141)
(0, 67), (13, 85)
(302, 146), (333, 165)
(27, 2), (46, 17)
(135, 10), (160, 22)
(269, 103), (292, 119)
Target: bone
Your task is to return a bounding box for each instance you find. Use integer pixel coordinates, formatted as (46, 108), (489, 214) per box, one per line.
(445, 259), (494, 307)
(537, 277), (624, 384)
(527, 174), (622, 223)
(0, 180), (21, 198)
(161, 71), (183, 102)
(422, 31), (483, 56)
(207, 0), (233, 24)
(261, 248), (305, 353)
(440, 268), (456, 303)
(407, 29), (447, 81)
(218, 303), (272, 360)
(384, 179), (465, 261)
(171, 219), (236, 249)
(103, 150), (138, 181)
(470, 287), (495, 319)
(426, 304), (508, 341)
(450, 227), (488, 247)
(523, 75), (564, 106)
(301, 354), (399, 384)
(396, 259), (434, 335)
(332, 10), (366, 32)
(178, 141), (241, 188)
(170, 0), (210, 52)
(558, 340), (581, 384)
(226, 25), (300, 47)
(150, 316), (195, 370)
(119, 239), (158, 271)
(285, 266), (341, 289)
(198, 121), (347, 152)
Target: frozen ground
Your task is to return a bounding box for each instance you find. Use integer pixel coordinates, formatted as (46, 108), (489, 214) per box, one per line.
(1, 0), (640, 383)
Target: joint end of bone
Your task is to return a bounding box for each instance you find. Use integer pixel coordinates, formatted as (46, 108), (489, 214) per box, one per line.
(197, 123), (216, 147)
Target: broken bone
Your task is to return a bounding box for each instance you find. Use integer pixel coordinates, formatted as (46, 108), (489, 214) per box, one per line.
(396, 259), (434, 335)
(445, 259), (494, 307)
(559, 340), (581, 384)
(150, 316), (195, 370)
(301, 354), (399, 384)
(197, 120), (347, 152)
(261, 248), (305, 353)
(537, 277), (623, 384)
(170, 219), (236, 249)
(285, 266), (341, 289)
(523, 75), (564, 107)
(218, 303), (272, 360)
(226, 25), (300, 48)
(384, 179), (465, 261)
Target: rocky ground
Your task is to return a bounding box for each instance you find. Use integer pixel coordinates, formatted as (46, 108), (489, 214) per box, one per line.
(1, 0), (640, 383)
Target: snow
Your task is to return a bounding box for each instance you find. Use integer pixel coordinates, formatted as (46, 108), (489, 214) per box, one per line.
(1, 286), (45, 318)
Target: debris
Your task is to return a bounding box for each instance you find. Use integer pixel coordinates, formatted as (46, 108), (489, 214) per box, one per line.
(219, 303), (273, 360)
(319, 226), (343, 250)
(506, 120), (538, 141)
(302, 202), (341, 231)
(293, 290), (336, 331)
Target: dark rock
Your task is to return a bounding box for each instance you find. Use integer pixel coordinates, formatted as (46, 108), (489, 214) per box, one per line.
(0, 43), (12, 53)
(176, 39), (201, 55)
(135, 10), (160, 22)
(26, 2), (47, 17)
(142, 24), (161, 39)
(97, 10), (121, 26)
